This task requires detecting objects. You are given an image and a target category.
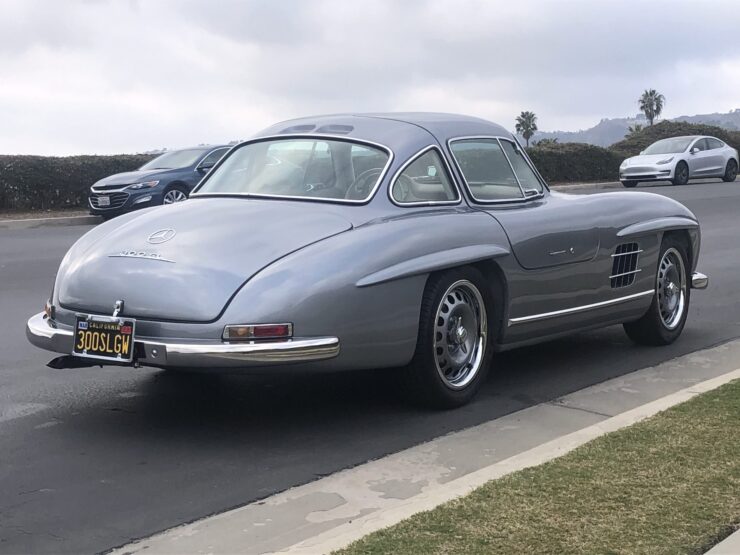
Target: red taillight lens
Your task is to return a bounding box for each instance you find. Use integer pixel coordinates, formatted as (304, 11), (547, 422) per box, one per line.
(252, 324), (291, 338)
(223, 323), (293, 341)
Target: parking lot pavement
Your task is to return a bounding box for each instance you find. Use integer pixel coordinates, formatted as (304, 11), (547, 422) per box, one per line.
(1, 181), (740, 554)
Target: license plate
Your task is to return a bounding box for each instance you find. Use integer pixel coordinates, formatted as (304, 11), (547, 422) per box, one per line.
(98, 196), (111, 206)
(72, 316), (136, 362)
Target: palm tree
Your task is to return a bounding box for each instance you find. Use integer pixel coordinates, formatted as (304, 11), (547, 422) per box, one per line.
(515, 111), (538, 147)
(638, 89), (665, 126)
(627, 123), (643, 136)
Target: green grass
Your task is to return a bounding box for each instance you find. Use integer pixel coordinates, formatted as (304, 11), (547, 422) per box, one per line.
(337, 380), (740, 555)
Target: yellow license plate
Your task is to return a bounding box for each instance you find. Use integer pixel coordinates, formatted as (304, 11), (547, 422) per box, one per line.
(72, 316), (136, 362)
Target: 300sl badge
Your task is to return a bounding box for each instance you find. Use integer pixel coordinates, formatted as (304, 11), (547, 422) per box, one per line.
(109, 250), (174, 263)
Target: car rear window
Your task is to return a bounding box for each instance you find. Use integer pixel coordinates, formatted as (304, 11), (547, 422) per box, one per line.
(193, 138), (391, 202)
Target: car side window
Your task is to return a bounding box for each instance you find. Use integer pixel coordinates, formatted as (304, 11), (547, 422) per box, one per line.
(199, 148), (228, 168)
(391, 148), (459, 204)
(499, 140), (544, 194)
(707, 138), (724, 150)
(692, 139), (708, 152)
(450, 139), (524, 201)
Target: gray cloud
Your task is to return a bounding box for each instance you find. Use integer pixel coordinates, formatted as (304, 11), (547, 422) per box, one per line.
(0, 0), (738, 154)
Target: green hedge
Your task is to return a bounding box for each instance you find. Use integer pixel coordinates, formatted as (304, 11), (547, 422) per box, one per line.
(527, 121), (740, 183)
(0, 154), (154, 211)
(527, 142), (622, 183)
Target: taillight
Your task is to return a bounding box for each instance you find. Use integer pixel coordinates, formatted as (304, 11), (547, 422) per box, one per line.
(223, 323), (293, 341)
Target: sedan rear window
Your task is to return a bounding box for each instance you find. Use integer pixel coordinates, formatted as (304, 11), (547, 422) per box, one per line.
(194, 138), (390, 202)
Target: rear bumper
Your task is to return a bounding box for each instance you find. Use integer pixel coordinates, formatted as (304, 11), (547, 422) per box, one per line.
(26, 312), (340, 368)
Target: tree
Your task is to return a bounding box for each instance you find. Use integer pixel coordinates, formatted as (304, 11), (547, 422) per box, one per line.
(515, 111), (538, 147)
(534, 138), (558, 147)
(638, 89), (665, 126)
(627, 123), (643, 136)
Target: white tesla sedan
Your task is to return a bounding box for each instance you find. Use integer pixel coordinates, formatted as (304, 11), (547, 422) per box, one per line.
(619, 135), (738, 188)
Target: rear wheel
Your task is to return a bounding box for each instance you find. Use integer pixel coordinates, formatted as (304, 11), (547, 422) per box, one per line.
(402, 267), (493, 409)
(623, 235), (690, 345)
(671, 162), (689, 185)
(622, 180), (638, 188)
(722, 159), (738, 182)
(163, 185), (188, 204)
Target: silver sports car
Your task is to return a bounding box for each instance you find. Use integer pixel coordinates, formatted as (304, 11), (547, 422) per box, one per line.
(620, 135), (738, 188)
(27, 113), (708, 408)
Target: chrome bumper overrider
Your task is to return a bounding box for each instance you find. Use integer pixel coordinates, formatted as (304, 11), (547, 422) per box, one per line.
(691, 272), (709, 290)
(26, 312), (340, 368)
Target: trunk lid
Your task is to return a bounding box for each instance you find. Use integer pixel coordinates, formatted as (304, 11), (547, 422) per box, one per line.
(58, 198), (352, 322)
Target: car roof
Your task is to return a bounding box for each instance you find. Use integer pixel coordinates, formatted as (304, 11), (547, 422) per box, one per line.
(255, 112), (516, 154)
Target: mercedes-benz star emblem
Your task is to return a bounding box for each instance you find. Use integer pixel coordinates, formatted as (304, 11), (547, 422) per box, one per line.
(147, 228), (176, 244)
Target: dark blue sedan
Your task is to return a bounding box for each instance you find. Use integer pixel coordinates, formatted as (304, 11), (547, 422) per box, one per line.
(88, 145), (230, 218)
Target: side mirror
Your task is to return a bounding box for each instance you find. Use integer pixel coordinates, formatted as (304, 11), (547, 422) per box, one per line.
(197, 162), (215, 173)
(690, 147), (699, 155)
(639, 150), (645, 155)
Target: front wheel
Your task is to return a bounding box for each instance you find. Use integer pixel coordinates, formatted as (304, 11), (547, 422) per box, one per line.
(622, 180), (638, 188)
(623, 235), (690, 345)
(671, 162), (689, 185)
(402, 267), (494, 409)
(163, 185), (189, 205)
(722, 159), (738, 182)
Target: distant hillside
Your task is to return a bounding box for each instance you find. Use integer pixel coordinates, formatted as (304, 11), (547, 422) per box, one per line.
(525, 108), (740, 147)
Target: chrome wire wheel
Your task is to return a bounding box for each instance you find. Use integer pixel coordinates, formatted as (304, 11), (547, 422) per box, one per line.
(163, 189), (187, 204)
(657, 247), (687, 330)
(433, 280), (487, 390)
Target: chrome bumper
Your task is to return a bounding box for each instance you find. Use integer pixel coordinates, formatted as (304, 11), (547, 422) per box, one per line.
(691, 272), (709, 290)
(26, 312), (340, 368)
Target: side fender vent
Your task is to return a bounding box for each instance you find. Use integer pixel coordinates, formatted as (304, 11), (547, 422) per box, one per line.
(611, 242), (642, 288)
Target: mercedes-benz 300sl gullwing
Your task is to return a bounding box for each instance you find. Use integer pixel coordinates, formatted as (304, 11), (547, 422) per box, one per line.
(27, 113), (708, 408)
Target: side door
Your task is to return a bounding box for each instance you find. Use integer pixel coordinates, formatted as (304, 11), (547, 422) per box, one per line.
(704, 138), (727, 175)
(687, 138), (712, 176)
(448, 137), (607, 331)
(449, 137), (600, 270)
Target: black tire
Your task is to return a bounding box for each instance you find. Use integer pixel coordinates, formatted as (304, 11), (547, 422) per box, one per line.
(671, 161), (689, 185)
(722, 159), (738, 182)
(162, 184), (189, 205)
(623, 235), (690, 346)
(402, 267), (494, 409)
(622, 180), (638, 188)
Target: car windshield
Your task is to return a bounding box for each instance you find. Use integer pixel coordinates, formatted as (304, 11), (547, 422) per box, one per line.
(139, 149), (207, 170)
(642, 138), (694, 155)
(194, 138), (390, 202)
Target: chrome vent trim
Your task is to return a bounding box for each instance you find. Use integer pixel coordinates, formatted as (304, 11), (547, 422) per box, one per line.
(610, 242), (641, 288)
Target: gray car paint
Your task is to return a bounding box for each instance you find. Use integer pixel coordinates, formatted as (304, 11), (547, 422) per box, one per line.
(33, 113), (703, 372)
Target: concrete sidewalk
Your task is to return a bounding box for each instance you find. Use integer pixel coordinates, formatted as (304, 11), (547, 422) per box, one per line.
(706, 528), (740, 554)
(111, 338), (740, 555)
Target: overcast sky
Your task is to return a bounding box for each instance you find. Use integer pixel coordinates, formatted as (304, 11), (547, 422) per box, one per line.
(2, 0), (739, 155)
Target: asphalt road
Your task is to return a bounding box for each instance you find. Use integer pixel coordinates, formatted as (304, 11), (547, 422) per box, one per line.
(1, 180), (739, 554)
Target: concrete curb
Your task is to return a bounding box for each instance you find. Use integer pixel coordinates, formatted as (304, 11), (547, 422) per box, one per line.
(283, 368), (740, 554)
(0, 215), (101, 230)
(706, 528), (740, 554)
